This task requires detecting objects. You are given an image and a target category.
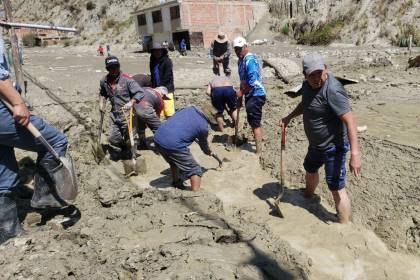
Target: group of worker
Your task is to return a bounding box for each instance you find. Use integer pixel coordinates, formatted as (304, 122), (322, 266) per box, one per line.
(0, 31), (361, 244)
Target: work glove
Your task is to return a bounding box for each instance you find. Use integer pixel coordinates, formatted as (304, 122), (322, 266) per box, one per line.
(123, 101), (133, 111)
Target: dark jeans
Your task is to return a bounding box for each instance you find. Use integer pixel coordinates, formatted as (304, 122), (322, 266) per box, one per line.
(213, 57), (230, 75)
(135, 105), (161, 134)
(0, 115), (68, 194)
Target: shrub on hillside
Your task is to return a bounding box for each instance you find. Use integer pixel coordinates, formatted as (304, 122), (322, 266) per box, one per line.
(296, 19), (344, 45)
(281, 24), (290, 35)
(393, 24), (420, 47)
(86, 1), (96, 10)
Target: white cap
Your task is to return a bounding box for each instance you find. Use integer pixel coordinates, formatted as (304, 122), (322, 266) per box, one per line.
(233, 36), (247, 48)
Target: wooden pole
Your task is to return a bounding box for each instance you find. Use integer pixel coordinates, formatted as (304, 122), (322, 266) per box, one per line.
(408, 35), (412, 56)
(3, 0), (25, 97)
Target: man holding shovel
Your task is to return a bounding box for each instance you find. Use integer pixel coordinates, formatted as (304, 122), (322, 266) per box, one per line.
(233, 37), (266, 154)
(280, 53), (361, 224)
(0, 37), (69, 243)
(98, 56), (146, 160)
(153, 104), (218, 191)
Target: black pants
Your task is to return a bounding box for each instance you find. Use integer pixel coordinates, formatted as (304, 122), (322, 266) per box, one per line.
(213, 57), (230, 75)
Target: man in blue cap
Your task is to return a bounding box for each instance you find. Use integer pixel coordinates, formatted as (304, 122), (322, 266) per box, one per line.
(280, 52), (361, 223)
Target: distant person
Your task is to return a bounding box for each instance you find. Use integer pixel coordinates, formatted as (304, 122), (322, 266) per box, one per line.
(280, 53), (361, 224)
(106, 44), (111, 57)
(153, 104), (218, 191)
(99, 56), (145, 160)
(18, 41), (23, 65)
(210, 32), (231, 76)
(233, 37), (266, 154)
(206, 74), (237, 132)
(98, 45), (104, 56)
(149, 42), (175, 118)
(179, 39), (187, 56)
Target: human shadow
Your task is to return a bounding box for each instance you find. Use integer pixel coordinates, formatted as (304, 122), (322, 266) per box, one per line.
(149, 167), (215, 189)
(178, 196), (306, 279)
(254, 182), (337, 223)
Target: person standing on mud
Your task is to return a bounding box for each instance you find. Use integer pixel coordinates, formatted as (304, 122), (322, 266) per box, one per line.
(233, 37), (266, 154)
(210, 32), (231, 76)
(149, 42), (175, 119)
(0, 37), (69, 243)
(206, 74), (237, 132)
(153, 104), (218, 191)
(99, 56), (146, 160)
(280, 53), (361, 224)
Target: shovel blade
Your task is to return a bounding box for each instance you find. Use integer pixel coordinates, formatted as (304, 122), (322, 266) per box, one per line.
(53, 155), (78, 201)
(123, 157), (147, 177)
(273, 182), (285, 218)
(91, 140), (106, 164)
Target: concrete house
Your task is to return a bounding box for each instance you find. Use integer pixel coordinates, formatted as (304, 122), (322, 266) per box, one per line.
(133, 0), (267, 50)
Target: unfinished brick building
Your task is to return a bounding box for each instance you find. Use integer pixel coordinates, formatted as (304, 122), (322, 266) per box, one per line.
(133, 0), (267, 50)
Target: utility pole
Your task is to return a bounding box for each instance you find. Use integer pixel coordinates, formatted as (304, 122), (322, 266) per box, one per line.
(3, 0), (25, 97)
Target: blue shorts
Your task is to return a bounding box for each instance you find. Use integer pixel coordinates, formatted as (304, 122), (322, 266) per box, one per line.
(245, 95), (266, 128)
(211, 86), (237, 114)
(303, 143), (349, 191)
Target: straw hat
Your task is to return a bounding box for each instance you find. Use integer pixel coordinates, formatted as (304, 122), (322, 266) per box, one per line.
(215, 32), (228, 44)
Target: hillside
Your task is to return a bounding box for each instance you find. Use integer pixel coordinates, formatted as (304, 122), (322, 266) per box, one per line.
(10, 0), (420, 46)
(12, 0), (157, 46)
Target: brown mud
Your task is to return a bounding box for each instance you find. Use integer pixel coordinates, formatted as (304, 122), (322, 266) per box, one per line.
(1, 44), (419, 279)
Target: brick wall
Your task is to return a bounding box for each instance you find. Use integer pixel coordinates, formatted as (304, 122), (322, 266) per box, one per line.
(180, 0), (267, 48)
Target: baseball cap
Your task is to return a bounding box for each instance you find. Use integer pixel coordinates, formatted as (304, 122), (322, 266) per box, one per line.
(155, 86), (168, 96)
(105, 56), (120, 67)
(233, 36), (247, 48)
(302, 53), (325, 75)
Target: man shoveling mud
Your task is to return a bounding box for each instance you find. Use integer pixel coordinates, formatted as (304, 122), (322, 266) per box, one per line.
(280, 53), (361, 224)
(0, 38), (70, 243)
(98, 56), (145, 160)
(206, 74), (237, 132)
(153, 104), (218, 191)
(233, 37), (266, 154)
(134, 86), (168, 149)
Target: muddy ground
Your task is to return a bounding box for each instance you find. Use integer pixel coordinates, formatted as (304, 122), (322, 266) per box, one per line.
(0, 44), (419, 279)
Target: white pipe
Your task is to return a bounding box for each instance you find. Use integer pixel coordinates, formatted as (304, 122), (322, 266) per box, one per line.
(0, 21), (77, 33)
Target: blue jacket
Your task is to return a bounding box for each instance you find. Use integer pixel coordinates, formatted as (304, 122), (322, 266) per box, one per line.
(154, 106), (210, 154)
(238, 52), (266, 98)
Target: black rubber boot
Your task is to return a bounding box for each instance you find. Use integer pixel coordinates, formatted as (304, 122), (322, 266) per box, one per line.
(0, 195), (23, 244)
(30, 161), (65, 209)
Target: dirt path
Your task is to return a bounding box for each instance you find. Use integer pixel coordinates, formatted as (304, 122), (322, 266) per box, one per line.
(117, 131), (420, 280)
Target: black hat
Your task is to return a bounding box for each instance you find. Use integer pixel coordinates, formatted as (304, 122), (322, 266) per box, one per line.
(105, 56), (120, 68)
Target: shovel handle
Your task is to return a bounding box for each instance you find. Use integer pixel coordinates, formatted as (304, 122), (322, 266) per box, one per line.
(0, 97), (61, 161)
(281, 126), (286, 149)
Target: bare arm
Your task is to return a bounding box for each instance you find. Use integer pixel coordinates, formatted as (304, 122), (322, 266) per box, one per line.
(339, 111), (361, 176)
(206, 84), (211, 96)
(0, 79), (30, 126)
(280, 101), (303, 127)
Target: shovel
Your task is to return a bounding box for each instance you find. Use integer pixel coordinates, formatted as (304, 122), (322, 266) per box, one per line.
(122, 107), (146, 177)
(273, 126), (286, 218)
(0, 98), (78, 201)
(91, 108), (106, 164)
